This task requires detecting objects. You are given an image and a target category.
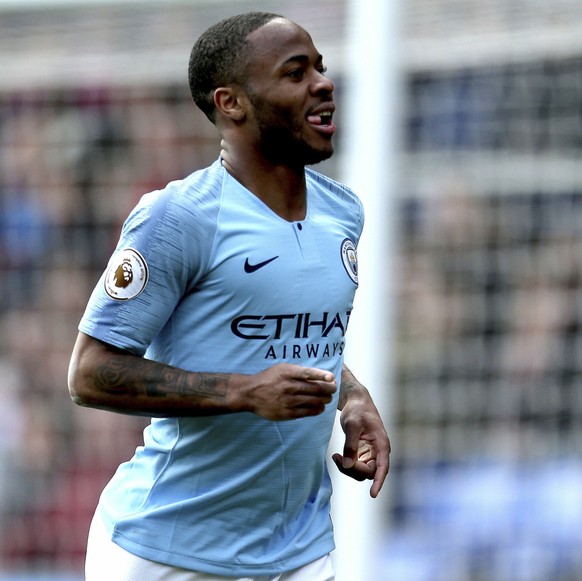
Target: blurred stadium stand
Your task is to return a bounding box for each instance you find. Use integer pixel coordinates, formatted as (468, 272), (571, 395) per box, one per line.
(1, 1), (582, 580)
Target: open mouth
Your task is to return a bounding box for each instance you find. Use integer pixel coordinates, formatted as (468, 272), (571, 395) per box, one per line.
(319, 111), (333, 126)
(307, 111), (333, 126)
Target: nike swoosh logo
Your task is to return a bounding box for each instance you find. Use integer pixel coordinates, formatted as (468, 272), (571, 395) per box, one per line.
(244, 256), (279, 273)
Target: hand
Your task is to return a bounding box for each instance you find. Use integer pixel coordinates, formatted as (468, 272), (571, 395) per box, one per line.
(332, 392), (391, 498)
(243, 363), (336, 421)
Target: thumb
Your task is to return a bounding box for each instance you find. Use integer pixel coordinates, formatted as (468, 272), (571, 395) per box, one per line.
(341, 432), (360, 469)
(332, 453), (355, 472)
(331, 453), (345, 471)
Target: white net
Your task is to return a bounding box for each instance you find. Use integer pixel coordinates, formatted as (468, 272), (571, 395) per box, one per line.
(388, 2), (582, 580)
(1, 1), (582, 580)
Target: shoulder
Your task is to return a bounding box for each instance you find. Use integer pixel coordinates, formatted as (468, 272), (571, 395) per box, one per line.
(140, 160), (225, 217)
(305, 168), (364, 223)
(124, 160), (226, 239)
(305, 168), (358, 199)
(114, 160), (227, 270)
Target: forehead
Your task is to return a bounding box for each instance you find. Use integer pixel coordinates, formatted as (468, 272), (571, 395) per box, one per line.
(246, 18), (321, 69)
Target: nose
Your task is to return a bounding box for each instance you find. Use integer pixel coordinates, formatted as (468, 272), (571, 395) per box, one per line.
(311, 70), (334, 96)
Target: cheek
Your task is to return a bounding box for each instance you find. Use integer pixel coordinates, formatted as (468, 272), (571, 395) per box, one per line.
(252, 94), (302, 126)
(257, 107), (303, 137)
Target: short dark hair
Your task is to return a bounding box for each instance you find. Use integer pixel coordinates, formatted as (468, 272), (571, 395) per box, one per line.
(188, 12), (283, 123)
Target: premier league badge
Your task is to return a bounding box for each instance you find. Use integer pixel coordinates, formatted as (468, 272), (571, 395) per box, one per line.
(104, 247), (149, 300)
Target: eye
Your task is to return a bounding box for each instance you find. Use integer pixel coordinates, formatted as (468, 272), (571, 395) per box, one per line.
(318, 65), (328, 75)
(287, 68), (305, 80)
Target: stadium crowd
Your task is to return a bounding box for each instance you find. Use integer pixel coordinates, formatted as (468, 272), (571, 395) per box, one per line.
(2, 66), (582, 579)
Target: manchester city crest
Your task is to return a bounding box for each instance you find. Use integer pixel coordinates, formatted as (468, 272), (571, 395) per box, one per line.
(340, 238), (358, 285)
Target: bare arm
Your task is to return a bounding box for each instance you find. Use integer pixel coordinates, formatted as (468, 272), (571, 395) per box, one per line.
(68, 332), (336, 421)
(331, 364), (391, 498)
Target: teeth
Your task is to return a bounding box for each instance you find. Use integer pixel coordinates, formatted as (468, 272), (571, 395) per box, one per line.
(307, 111), (333, 126)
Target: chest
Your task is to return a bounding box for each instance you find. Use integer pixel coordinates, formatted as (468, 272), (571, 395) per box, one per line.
(205, 209), (358, 313)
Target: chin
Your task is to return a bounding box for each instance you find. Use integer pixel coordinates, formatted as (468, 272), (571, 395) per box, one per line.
(295, 136), (335, 166)
(304, 147), (334, 166)
(261, 134), (334, 166)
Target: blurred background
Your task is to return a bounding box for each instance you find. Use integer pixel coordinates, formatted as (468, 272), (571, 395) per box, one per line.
(1, 0), (582, 579)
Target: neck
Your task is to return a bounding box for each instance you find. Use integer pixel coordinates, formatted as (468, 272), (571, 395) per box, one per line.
(221, 151), (307, 222)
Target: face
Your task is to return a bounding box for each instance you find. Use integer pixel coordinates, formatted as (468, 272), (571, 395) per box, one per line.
(242, 18), (336, 166)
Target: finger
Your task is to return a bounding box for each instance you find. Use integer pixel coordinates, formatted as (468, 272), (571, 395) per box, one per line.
(369, 447), (390, 499)
(275, 400), (329, 420)
(292, 388), (340, 411)
(341, 428), (361, 470)
(331, 453), (359, 478)
(358, 448), (374, 463)
(289, 381), (336, 402)
(357, 440), (374, 461)
(298, 367), (335, 384)
(331, 454), (374, 482)
(294, 399), (328, 414)
(332, 453), (342, 465)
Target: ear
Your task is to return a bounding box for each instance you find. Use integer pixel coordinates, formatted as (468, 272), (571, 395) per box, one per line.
(214, 87), (246, 122)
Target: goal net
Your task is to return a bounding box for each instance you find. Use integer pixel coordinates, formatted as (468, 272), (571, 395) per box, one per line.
(388, 1), (582, 580)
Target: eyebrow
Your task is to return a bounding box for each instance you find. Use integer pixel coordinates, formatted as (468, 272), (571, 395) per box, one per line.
(282, 53), (324, 67)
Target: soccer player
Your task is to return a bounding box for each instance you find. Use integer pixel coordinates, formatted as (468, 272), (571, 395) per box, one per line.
(68, 11), (390, 581)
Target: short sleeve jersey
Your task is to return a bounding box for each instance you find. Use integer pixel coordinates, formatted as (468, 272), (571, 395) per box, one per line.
(79, 159), (364, 577)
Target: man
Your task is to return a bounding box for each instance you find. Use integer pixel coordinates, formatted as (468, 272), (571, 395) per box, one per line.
(68, 11), (390, 581)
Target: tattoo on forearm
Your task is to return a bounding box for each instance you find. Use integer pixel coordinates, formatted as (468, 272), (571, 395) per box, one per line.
(95, 356), (140, 396)
(95, 354), (229, 402)
(339, 378), (359, 409)
(173, 370), (229, 399)
(339, 364), (369, 409)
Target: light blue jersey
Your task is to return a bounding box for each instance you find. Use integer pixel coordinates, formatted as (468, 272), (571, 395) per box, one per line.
(79, 159), (364, 576)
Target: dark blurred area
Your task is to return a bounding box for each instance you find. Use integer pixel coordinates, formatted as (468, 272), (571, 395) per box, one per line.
(0, 84), (218, 575)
